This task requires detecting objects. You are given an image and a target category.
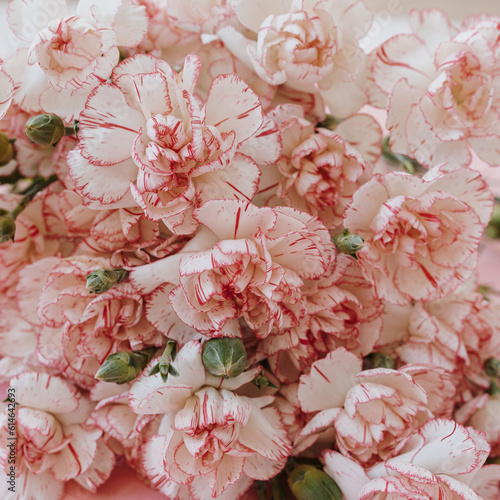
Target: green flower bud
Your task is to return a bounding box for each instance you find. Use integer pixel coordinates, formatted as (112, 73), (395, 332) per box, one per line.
(253, 372), (278, 390)
(0, 215), (16, 243)
(0, 132), (14, 167)
(149, 340), (179, 382)
(317, 114), (342, 130)
(370, 352), (394, 369)
(333, 229), (364, 255)
(25, 114), (65, 146)
(489, 378), (500, 396)
(86, 268), (129, 294)
(485, 358), (500, 378)
(202, 337), (247, 378)
(95, 347), (156, 384)
(287, 464), (342, 500)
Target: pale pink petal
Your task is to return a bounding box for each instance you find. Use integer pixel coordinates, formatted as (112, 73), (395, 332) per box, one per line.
(334, 114), (382, 165)
(238, 406), (291, 461)
(469, 136), (500, 167)
(423, 167), (493, 226)
(298, 348), (361, 413)
(196, 153), (260, 203)
(299, 408), (342, 437)
(11, 372), (81, 414)
(231, 0), (292, 32)
(7, 0), (68, 42)
(204, 74), (263, 143)
(67, 150), (137, 206)
(190, 474), (253, 500)
(409, 9), (458, 54)
(78, 84), (143, 166)
(73, 439), (115, 491)
(243, 453), (287, 481)
(0, 70), (13, 119)
(48, 426), (100, 481)
(0, 469), (63, 500)
(322, 450), (369, 500)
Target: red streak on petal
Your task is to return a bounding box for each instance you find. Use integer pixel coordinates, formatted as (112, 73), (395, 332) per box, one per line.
(234, 207), (242, 240)
(440, 421), (457, 442)
(417, 262), (438, 288)
(313, 365), (330, 383)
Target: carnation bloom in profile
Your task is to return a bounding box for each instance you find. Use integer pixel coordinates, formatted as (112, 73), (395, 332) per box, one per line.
(371, 9), (500, 167)
(297, 348), (455, 464)
(323, 419), (498, 500)
(0, 372), (114, 500)
(133, 199), (335, 338)
(68, 54), (273, 235)
(265, 105), (380, 230)
(17, 256), (160, 388)
(219, 0), (373, 118)
(4, 0), (148, 120)
(456, 393), (500, 457)
(129, 340), (291, 498)
(344, 167), (493, 305)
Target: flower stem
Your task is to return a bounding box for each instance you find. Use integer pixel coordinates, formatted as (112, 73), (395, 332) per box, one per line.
(382, 137), (423, 175)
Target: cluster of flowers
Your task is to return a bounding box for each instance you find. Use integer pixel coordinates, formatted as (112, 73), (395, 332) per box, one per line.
(0, 0), (500, 499)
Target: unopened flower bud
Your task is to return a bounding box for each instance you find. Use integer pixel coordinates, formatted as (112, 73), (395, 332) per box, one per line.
(369, 352), (394, 369)
(485, 358), (500, 378)
(0, 132), (14, 167)
(202, 337), (247, 378)
(253, 372), (278, 390)
(25, 114), (65, 146)
(86, 268), (129, 294)
(333, 229), (364, 255)
(95, 347), (156, 384)
(287, 464), (342, 500)
(0, 215), (16, 243)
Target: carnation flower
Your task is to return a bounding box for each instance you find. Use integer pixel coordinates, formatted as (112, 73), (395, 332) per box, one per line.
(137, 199), (334, 338)
(263, 254), (384, 381)
(220, 0), (373, 118)
(0, 372), (114, 500)
(129, 340), (291, 498)
(344, 167), (493, 304)
(17, 256), (161, 388)
(323, 419), (495, 500)
(68, 53), (272, 235)
(377, 285), (500, 398)
(371, 9), (500, 167)
(265, 105), (379, 230)
(4, 0), (148, 120)
(297, 348), (455, 464)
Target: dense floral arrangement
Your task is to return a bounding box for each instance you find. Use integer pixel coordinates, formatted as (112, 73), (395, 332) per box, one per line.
(0, 0), (500, 499)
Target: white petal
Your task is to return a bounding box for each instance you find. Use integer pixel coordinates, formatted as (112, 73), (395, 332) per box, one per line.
(204, 74), (263, 144)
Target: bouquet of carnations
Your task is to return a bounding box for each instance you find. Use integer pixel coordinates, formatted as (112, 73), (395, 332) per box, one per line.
(0, 0), (500, 499)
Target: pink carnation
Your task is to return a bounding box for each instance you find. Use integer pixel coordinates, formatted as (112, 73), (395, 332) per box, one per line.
(0, 372), (114, 500)
(324, 419), (494, 500)
(297, 348), (454, 465)
(377, 286), (500, 398)
(371, 9), (500, 167)
(164, 199), (334, 337)
(267, 106), (379, 230)
(18, 256), (160, 388)
(344, 167), (493, 304)
(68, 54), (270, 235)
(4, 0), (148, 120)
(129, 340), (291, 498)
(220, 0), (373, 118)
